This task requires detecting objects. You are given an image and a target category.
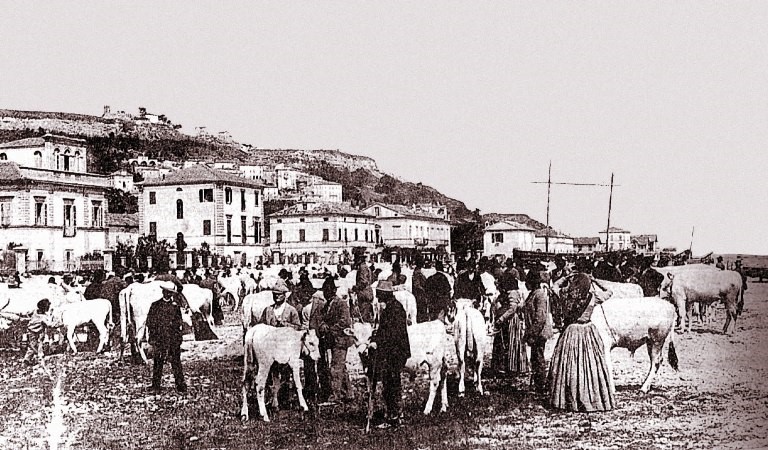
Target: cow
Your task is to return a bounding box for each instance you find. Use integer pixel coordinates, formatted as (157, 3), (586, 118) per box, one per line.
(55, 299), (113, 354)
(660, 270), (742, 334)
(591, 296), (679, 393)
(369, 282), (418, 325)
(240, 325), (321, 422)
(593, 279), (644, 299)
(182, 284), (215, 328)
(218, 274), (244, 311)
(344, 320), (449, 416)
(118, 282), (193, 363)
(241, 291), (274, 330)
(446, 299), (488, 397)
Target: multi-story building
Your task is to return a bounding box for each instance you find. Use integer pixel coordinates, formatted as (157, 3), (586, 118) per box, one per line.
(106, 213), (139, 248)
(600, 227), (632, 251)
(362, 203), (452, 258)
(533, 227), (574, 253)
(483, 221), (536, 257)
(0, 134), (111, 271)
(275, 165), (300, 191)
(239, 164), (266, 181)
(110, 169), (135, 192)
(573, 237), (602, 254)
(631, 234), (659, 254)
(268, 202), (377, 262)
(307, 180), (343, 203)
(139, 165), (266, 267)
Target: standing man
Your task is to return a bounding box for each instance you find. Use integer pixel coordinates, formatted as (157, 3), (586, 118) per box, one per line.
(351, 254), (374, 323)
(319, 277), (355, 404)
(716, 256), (726, 270)
(369, 281), (410, 428)
(522, 271), (553, 393)
(301, 283), (329, 403)
(147, 282), (188, 393)
(550, 256), (571, 284)
(411, 258), (428, 323)
(734, 256), (748, 316)
(261, 279), (301, 329)
(199, 270), (223, 326)
(425, 261), (452, 321)
(386, 261), (407, 287)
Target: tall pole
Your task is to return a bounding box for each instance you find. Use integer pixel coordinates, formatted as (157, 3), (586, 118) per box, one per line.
(605, 173), (614, 252)
(689, 226), (695, 252)
(545, 161), (551, 253)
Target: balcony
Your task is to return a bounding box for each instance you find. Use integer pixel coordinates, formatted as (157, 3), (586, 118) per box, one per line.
(414, 238), (429, 246)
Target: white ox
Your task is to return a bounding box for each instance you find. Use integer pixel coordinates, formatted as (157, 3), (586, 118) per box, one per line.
(240, 325), (321, 422)
(344, 320), (449, 417)
(660, 269), (743, 334)
(55, 299), (113, 354)
(182, 284), (215, 327)
(118, 282), (193, 363)
(447, 299), (488, 397)
(593, 279), (644, 299)
(241, 291), (274, 330)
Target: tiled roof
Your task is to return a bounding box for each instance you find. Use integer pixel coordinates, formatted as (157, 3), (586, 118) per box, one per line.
(601, 227), (630, 233)
(0, 137), (45, 149)
(270, 202), (373, 218)
(535, 226), (572, 238)
(485, 220), (536, 232)
(106, 213), (139, 228)
(369, 203), (445, 221)
(142, 165), (263, 189)
(573, 237), (601, 245)
(0, 161), (25, 181)
(631, 234), (658, 245)
(483, 213), (547, 230)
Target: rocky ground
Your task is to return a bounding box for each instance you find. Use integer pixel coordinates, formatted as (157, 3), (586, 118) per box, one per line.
(1, 282), (766, 449)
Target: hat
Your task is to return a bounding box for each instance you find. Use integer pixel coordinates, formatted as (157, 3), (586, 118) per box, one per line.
(717, 256), (723, 261)
(434, 260), (444, 272)
(376, 280), (394, 293)
(525, 269), (542, 286)
(322, 277), (337, 293)
(158, 281), (177, 293)
(272, 278), (290, 294)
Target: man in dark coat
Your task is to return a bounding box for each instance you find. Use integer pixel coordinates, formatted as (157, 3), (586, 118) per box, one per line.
(199, 270), (223, 325)
(386, 261), (407, 287)
(319, 277), (355, 404)
(83, 270), (105, 300)
(522, 270), (553, 393)
(411, 258), (428, 323)
(425, 261), (452, 321)
(146, 282), (187, 392)
(370, 281), (410, 428)
(301, 280), (329, 403)
(453, 260), (483, 302)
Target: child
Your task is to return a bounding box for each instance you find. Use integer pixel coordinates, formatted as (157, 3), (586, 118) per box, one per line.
(22, 299), (56, 366)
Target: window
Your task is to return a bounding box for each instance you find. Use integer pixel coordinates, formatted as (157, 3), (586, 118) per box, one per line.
(344, 228), (348, 242)
(338, 229), (341, 241)
(91, 201), (103, 227)
(252, 217), (261, 243)
(0, 153), (6, 160)
(225, 188), (233, 204)
(63, 201), (76, 237)
(203, 220), (212, 235)
(241, 190), (246, 211)
(365, 229), (369, 242)
(491, 232), (504, 243)
(34, 197), (47, 226)
(299, 218), (305, 222)
(374, 206), (380, 216)
(0, 197), (12, 226)
(226, 217), (232, 243)
(299, 229), (306, 242)
(176, 199), (184, 219)
(149, 192), (156, 205)
(275, 229), (283, 243)
(254, 190), (260, 206)
(354, 229), (359, 241)
(302, 203), (307, 211)
(323, 217), (329, 222)
(241, 216), (247, 244)
(149, 221), (157, 236)
(34, 151), (42, 168)
(322, 228), (329, 242)
(199, 189), (213, 202)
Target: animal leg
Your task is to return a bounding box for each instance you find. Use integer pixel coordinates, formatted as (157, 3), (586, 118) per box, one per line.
(240, 347), (254, 422)
(255, 364), (272, 422)
(423, 362), (439, 415)
(66, 326), (78, 354)
(291, 361), (309, 412)
(640, 341), (663, 394)
(94, 320), (108, 354)
(457, 346), (466, 398)
(440, 360), (449, 412)
(475, 352), (485, 396)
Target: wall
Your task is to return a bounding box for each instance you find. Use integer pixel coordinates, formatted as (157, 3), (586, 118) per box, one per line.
(483, 230), (535, 257)
(269, 214), (376, 256)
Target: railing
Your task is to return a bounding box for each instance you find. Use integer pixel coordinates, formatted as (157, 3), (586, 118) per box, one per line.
(26, 259), (104, 273)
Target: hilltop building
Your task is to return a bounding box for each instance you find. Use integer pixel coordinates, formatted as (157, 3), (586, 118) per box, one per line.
(139, 165), (266, 267)
(0, 134), (110, 272)
(268, 202), (377, 264)
(110, 169), (135, 192)
(362, 202), (451, 260)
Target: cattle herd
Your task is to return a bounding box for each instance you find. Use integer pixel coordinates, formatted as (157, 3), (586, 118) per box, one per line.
(0, 253), (749, 426)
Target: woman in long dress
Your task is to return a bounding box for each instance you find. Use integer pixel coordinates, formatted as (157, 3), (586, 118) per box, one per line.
(548, 259), (615, 412)
(493, 260), (530, 375)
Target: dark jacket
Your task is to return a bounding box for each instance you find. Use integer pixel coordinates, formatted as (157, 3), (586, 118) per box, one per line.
(262, 303), (301, 330)
(412, 269), (427, 298)
(322, 295), (354, 349)
(425, 272), (452, 306)
(523, 287), (553, 343)
(372, 299), (410, 364)
(553, 273), (594, 328)
(147, 299), (184, 350)
(453, 270), (483, 300)
(354, 265), (374, 303)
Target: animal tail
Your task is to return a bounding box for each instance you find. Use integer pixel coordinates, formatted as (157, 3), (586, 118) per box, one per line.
(465, 309), (474, 354)
(106, 300), (114, 331)
(667, 329), (679, 371)
(119, 288), (129, 343)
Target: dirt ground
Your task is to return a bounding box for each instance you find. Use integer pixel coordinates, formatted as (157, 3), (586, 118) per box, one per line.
(1, 282), (767, 449)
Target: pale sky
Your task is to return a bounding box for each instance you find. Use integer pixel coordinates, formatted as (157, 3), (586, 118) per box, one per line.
(1, 2), (766, 254)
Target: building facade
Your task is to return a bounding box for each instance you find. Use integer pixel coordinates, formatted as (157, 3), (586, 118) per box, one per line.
(631, 234), (658, 254)
(533, 227), (574, 253)
(307, 180), (343, 203)
(268, 202), (377, 262)
(600, 227), (632, 251)
(362, 203), (452, 256)
(573, 237), (602, 254)
(483, 221), (536, 257)
(139, 165), (266, 266)
(0, 135), (110, 271)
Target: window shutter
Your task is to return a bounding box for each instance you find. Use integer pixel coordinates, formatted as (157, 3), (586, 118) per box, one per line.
(199, 190), (203, 203)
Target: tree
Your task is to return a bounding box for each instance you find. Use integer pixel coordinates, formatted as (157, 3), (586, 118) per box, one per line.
(106, 188), (139, 214)
(135, 234), (170, 272)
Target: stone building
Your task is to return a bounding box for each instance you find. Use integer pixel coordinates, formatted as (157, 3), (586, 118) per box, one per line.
(139, 165), (266, 267)
(362, 203), (452, 259)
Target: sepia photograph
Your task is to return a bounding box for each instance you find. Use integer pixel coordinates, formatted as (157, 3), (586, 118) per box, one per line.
(0, 2), (766, 449)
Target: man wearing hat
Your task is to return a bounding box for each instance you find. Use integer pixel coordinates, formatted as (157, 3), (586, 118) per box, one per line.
(425, 261), (452, 321)
(319, 277), (355, 404)
(261, 279), (301, 330)
(369, 280), (410, 428)
(716, 256), (726, 270)
(351, 254), (374, 323)
(550, 256), (570, 284)
(146, 281), (188, 392)
(412, 257), (428, 323)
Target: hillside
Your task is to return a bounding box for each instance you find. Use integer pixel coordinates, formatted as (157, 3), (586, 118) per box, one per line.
(0, 108), (472, 218)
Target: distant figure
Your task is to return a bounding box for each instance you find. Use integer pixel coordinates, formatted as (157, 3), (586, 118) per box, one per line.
(411, 258), (428, 323)
(734, 256), (747, 316)
(351, 254), (374, 323)
(425, 261), (452, 321)
(387, 261), (407, 287)
(147, 283), (187, 393)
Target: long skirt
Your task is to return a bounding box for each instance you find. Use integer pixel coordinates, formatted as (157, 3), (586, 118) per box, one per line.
(507, 313), (530, 374)
(548, 322), (615, 412)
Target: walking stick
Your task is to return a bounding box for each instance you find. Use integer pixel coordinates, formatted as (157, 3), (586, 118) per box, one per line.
(365, 352), (378, 433)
